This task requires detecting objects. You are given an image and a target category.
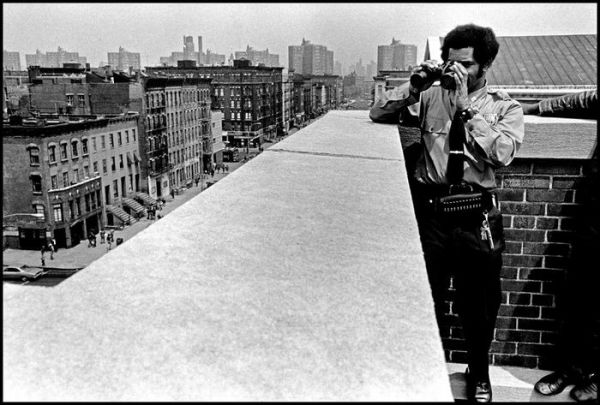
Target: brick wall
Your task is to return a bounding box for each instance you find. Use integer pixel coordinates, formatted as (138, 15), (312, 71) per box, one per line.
(441, 157), (596, 369)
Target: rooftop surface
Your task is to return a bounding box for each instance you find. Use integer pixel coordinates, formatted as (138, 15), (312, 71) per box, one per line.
(3, 111), (452, 401)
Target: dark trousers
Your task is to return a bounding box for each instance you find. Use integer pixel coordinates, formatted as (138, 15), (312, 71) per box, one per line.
(413, 189), (504, 381)
(555, 217), (600, 373)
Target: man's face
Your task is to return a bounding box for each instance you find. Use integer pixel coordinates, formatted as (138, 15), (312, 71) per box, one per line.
(447, 47), (486, 92)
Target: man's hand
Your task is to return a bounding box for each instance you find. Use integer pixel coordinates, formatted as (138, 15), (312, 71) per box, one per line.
(409, 60), (440, 94)
(448, 62), (470, 111)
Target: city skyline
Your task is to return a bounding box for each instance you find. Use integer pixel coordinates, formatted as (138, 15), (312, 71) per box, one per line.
(3, 3), (597, 70)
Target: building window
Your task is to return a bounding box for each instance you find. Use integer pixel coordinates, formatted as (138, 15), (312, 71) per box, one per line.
(113, 180), (119, 197)
(125, 130), (129, 143)
(84, 165), (90, 178)
(62, 172), (69, 187)
(92, 137), (97, 152)
(53, 203), (63, 222)
(71, 140), (78, 157)
(73, 168), (79, 184)
(29, 147), (40, 165)
(60, 143), (68, 160)
(82, 139), (88, 155)
(51, 175), (58, 189)
(119, 154), (124, 169)
(33, 204), (45, 219)
(77, 94), (85, 107)
(111, 157), (116, 172)
(109, 133), (114, 148)
(69, 200), (75, 219)
(66, 94), (74, 106)
(31, 175), (42, 193)
(48, 145), (56, 163)
(132, 128), (136, 141)
(101, 135), (106, 149)
(118, 132), (122, 146)
(102, 159), (107, 174)
(93, 161), (99, 174)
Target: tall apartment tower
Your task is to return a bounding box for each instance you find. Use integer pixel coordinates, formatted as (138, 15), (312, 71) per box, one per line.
(197, 36), (203, 65)
(107, 47), (141, 71)
(288, 39), (334, 75)
(377, 38), (417, 73)
(183, 36), (195, 61)
(3, 50), (21, 70)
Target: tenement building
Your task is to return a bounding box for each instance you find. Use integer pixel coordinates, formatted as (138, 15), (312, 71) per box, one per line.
(2, 114), (142, 249)
(145, 60), (283, 147)
(142, 76), (213, 196)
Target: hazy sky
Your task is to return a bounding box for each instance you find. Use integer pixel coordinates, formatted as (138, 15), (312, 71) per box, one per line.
(3, 2), (597, 70)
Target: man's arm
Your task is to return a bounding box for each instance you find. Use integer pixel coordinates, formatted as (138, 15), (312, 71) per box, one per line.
(369, 82), (420, 123)
(521, 90), (597, 119)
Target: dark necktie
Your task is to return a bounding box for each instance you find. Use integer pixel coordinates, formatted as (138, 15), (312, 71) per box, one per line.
(447, 111), (466, 185)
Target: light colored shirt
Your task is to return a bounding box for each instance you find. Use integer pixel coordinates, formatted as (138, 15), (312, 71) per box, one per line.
(370, 81), (525, 189)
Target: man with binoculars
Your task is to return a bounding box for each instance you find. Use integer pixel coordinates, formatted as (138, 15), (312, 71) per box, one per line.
(370, 24), (524, 402)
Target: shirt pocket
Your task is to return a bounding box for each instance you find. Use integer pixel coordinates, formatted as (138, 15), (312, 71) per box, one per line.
(423, 116), (448, 135)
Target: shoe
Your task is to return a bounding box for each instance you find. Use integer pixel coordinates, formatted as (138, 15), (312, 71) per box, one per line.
(465, 368), (493, 403)
(535, 368), (584, 396)
(570, 373), (598, 402)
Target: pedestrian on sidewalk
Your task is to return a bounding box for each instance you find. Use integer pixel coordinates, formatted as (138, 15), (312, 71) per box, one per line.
(47, 240), (55, 260)
(171, 189), (175, 199)
(107, 232), (113, 250)
(41, 245), (46, 266)
(100, 229), (106, 244)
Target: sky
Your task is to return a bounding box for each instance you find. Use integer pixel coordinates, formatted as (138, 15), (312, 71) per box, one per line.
(3, 2), (597, 71)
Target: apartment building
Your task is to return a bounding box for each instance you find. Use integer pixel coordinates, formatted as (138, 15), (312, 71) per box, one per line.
(107, 47), (141, 72)
(25, 47), (87, 68)
(3, 50), (21, 71)
(288, 39), (334, 75)
(377, 38), (417, 72)
(2, 115), (141, 249)
(146, 60), (283, 147)
(142, 76), (213, 196)
(234, 45), (279, 67)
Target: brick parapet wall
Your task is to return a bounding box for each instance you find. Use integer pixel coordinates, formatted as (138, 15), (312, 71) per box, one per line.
(441, 157), (595, 369)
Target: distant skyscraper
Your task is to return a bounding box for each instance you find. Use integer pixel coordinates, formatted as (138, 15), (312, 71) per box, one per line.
(25, 47), (87, 68)
(377, 38), (417, 72)
(234, 45), (279, 67)
(366, 60), (377, 80)
(183, 36), (195, 60)
(288, 38), (334, 75)
(334, 60), (343, 76)
(107, 46), (141, 71)
(3, 50), (21, 70)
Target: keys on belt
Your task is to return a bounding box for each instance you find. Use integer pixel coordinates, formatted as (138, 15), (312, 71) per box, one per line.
(480, 210), (495, 250)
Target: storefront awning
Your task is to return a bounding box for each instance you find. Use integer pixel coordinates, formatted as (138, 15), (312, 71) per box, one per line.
(133, 152), (141, 163)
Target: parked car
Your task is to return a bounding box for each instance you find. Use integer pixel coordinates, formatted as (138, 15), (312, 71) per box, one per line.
(3, 265), (45, 282)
